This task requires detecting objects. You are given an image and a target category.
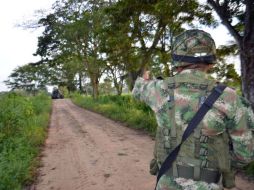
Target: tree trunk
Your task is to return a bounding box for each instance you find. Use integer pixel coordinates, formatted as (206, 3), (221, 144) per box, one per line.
(78, 73), (83, 93)
(241, 0), (254, 111)
(240, 45), (254, 111)
(128, 71), (138, 91)
(115, 85), (122, 96)
(91, 76), (99, 99)
(113, 78), (123, 96)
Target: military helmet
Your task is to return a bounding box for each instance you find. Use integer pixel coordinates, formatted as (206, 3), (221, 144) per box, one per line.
(172, 29), (216, 67)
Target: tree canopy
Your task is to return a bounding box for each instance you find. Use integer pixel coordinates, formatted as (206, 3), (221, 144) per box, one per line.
(6, 0), (253, 110)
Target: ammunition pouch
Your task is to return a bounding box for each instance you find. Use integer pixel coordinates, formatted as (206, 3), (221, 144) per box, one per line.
(150, 158), (159, 175)
(210, 133), (236, 188)
(222, 171), (235, 188)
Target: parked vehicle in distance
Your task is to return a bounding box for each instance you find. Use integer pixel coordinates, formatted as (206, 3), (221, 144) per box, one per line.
(51, 88), (64, 99)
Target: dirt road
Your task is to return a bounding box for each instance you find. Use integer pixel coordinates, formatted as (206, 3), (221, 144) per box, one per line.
(35, 99), (155, 190)
(34, 99), (254, 190)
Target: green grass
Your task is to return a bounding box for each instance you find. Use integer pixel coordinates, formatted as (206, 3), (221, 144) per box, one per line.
(0, 92), (51, 190)
(71, 93), (157, 135)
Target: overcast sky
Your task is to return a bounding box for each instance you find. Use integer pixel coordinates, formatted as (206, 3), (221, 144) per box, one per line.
(0, 0), (55, 91)
(0, 0), (237, 92)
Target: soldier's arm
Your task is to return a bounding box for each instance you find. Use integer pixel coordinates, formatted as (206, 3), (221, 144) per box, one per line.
(132, 70), (151, 100)
(132, 77), (151, 101)
(227, 96), (254, 168)
(132, 71), (162, 175)
(132, 71), (165, 110)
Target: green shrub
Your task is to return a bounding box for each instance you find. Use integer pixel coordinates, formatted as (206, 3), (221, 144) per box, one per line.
(0, 92), (51, 190)
(0, 93), (34, 138)
(71, 93), (157, 135)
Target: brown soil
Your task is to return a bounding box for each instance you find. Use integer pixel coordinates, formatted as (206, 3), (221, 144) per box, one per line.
(33, 99), (254, 190)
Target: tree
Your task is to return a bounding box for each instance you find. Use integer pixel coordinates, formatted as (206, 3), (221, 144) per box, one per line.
(210, 61), (241, 91)
(103, 0), (215, 89)
(50, 55), (86, 93)
(5, 63), (48, 92)
(35, 13), (61, 59)
(105, 63), (126, 95)
(35, 0), (108, 98)
(99, 77), (115, 95)
(210, 44), (241, 91)
(207, 0), (254, 110)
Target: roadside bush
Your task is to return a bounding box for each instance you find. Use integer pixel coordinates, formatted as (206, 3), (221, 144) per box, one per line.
(71, 93), (157, 135)
(0, 92), (51, 190)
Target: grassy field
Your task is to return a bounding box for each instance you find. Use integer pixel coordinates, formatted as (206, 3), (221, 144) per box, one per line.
(0, 92), (51, 190)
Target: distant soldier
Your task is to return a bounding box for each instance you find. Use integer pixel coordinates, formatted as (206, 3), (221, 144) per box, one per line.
(132, 29), (254, 190)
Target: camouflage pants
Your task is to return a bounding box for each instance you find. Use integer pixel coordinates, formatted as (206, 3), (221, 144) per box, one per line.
(156, 175), (223, 190)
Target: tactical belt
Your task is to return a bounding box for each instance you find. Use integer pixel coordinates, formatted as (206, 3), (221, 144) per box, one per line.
(155, 84), (226, 189)
(167, 164), (221, 184)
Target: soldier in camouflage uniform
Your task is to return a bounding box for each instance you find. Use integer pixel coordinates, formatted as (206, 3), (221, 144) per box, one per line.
(132, 29), (254, 190)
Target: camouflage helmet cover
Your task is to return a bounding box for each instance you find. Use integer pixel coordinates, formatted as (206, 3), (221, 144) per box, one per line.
(172, 29), (216, 67)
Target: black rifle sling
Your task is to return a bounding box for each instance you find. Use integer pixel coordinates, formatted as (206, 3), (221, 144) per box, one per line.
(155, 84), (226, 189)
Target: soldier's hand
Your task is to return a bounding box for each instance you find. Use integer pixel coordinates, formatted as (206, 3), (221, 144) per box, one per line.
(143, 70), (150, 80)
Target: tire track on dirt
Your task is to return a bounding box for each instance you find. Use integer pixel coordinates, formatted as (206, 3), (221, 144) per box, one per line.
(64, 100), (155, 190)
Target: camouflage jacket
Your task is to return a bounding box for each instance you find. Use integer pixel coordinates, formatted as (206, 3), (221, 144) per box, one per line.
(132, 69), (254, 190)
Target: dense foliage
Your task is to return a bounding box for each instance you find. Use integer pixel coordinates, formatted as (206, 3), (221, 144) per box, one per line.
(0, 92), (51, 190)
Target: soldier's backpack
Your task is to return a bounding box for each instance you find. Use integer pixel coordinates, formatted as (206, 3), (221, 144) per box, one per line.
(155, 84), (227, 189)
